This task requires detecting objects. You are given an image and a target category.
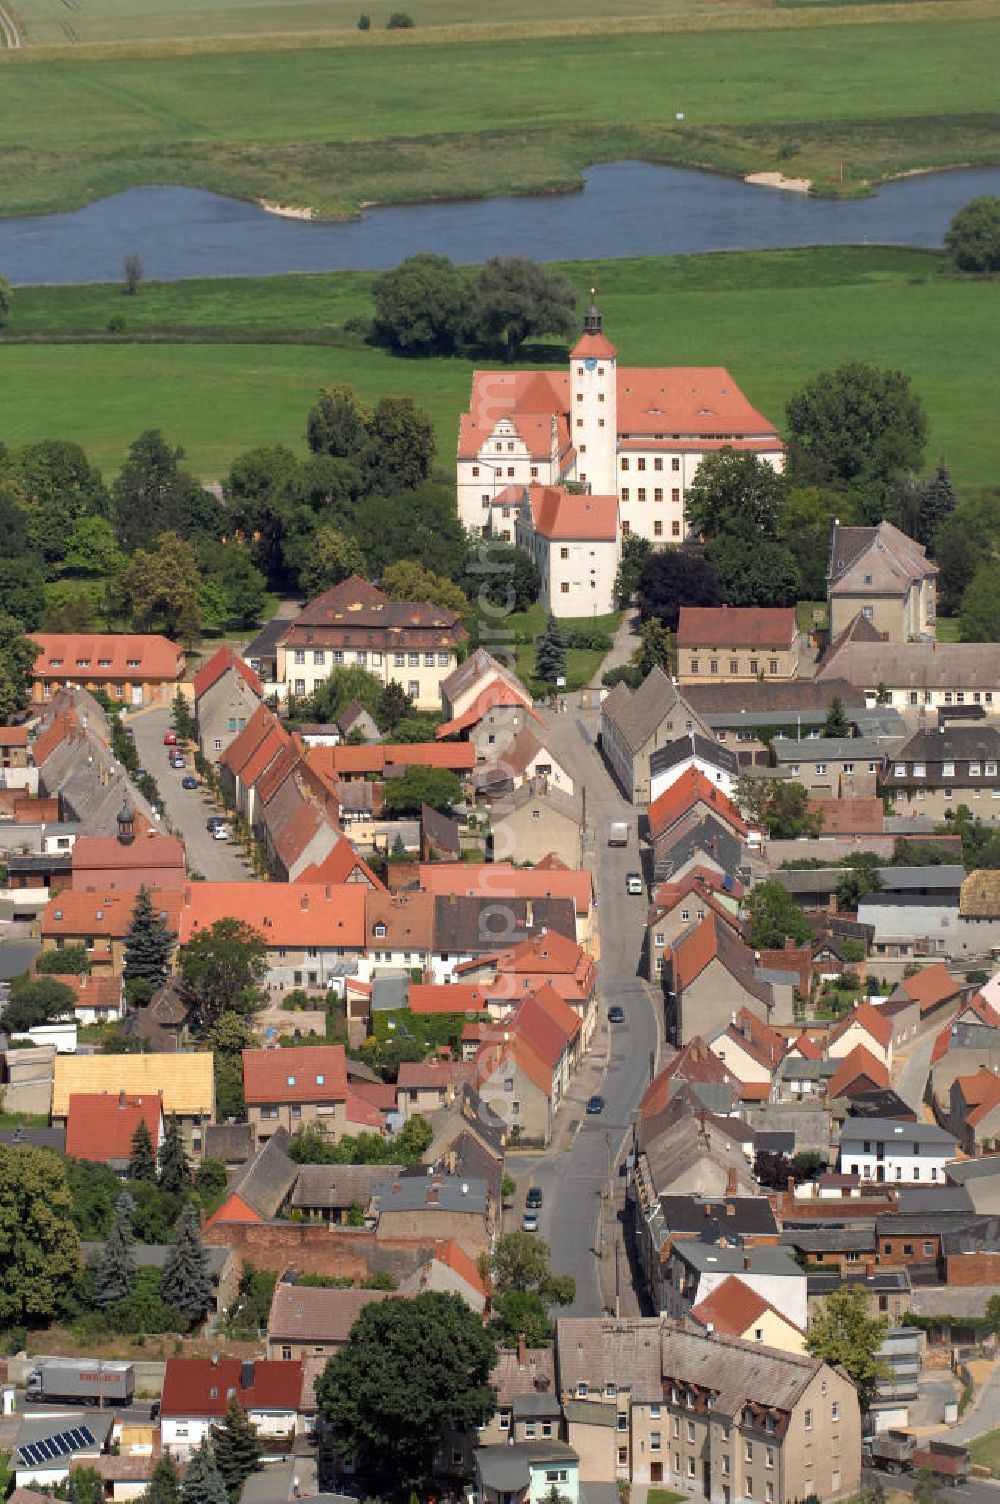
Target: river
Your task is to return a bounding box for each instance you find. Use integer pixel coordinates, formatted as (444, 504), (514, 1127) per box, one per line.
(2, 160), (999, 285)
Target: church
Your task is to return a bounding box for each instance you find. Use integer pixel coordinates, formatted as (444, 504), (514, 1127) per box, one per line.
(456, 299), (784, 542)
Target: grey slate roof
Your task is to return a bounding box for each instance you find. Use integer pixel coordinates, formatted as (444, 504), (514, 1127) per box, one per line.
(228, 1128), (298, 1218)
(781, 1225), (876, 1253)
(244, 618), (288, 666)
(947, 1157), (1000, 1185)
(649, 731), (740, 782)
(82, 1241), (229, 1275)
(908, 1286), (997, 1320)
(840, 1117), (956, 1146)
(601, 666), (706, 754)
(683, 679), (864, 718)
(660, 1324), (823, 1417)
(0, 1124), (65, 1153)
(371, 1172), (488, 1216)
(657, 1195), (778, 1241)
(807, 1270), (910, 1295)
(892, 1185), (974, 1214)
(290, 1163), (404, 1211)
(556, 1316), (663, 1402)
(672, 1242), (802, 1278)
(773, 735), (887, 762)
(203, 1123), (255, 1165)
(432, 895), (576, 953)
(475, 1442), (578, 1491)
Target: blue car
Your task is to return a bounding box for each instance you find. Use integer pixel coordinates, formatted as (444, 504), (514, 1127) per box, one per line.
(181, 775), (199, 790)
(586, 1094), (605, 1115)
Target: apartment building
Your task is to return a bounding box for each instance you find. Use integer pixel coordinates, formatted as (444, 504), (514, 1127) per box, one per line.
(676, 607), (798, 684)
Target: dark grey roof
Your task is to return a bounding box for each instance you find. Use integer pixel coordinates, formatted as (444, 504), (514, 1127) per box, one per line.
(672, 1242), (801, 1277)
(653, 811), (742, 881)
(658, 1195), (778, 1241)
(203, 1123), (255, 1164)
(947, 1157), (1000, 1185)
(683, 679), (864, 717)
(773, 735), (887, 762)
(874, 1211), (978, 1236)
(754, 1131), (795, 1155)
(893, 724), (1000, 763)
(512, 1392), (562, 1418)
(0, 1125), (65, 1153)
(649, 731), (740, 781)
(372, 1173), (488, 1216)
(432, 895), (576, 954)
(228, 1128), (298, 1218)
(0, 940), (41, 982)
(82, 1241), (229, 1275)
(840, 1117), (956, 1146)
(421, 803), (461, 857)
(844, 1090), (917, 1121)
(243, 618), (288, 664)
(601, 667), (705, 754)
(781, 1225), (876, 1253)
(808, 1270), (910, 1295)
(909, 1286), (997, 1320)
(475, 1442), (578, 1491)
(893, 1185), (974, 1214)
(291, 1163), (403, 1211)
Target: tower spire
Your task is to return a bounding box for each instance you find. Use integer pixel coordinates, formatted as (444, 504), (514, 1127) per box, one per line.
(583, 287), (602, 335)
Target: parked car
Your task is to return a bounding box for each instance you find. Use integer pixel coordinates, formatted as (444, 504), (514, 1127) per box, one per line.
(206, 816), (225, 831)
(521, 1211), (539, 1232)
(163, 731), (177, 745)
(169, 754), (185, 769)
(625, 873), (643, 896)
(181, 775), (199, 790)
(586, 1094), (605, 1115)
(212, 823), (230, 841)
(608, 1005), (625, 1024)
(525, 1187), (543, 1209)
(124, 727), (135, 740)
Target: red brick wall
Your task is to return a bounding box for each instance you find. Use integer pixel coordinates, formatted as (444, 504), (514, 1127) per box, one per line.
(944, 1251), (1000, 1285)
(202, 1220), (436, 1282)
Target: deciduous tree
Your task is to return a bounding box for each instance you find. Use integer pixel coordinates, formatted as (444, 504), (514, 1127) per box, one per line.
(7, 439), (109, 565)
(958, 561), (1000, 642)
(0, 615), (38, 717)
(382, 560), (472, 627)
(744, 880), (812, 949)
(178, 917), (268, 1028)
(613, 534), (652, 608)
(686, 448), (786, 540)
(307, 386), (371, 459)
(468, 256), (577, 360)
(0, 1145), (81, 1324)
(382, 765), (462, 815)
(0, 558), (46, 632)
(461, 542), (540, 614)
(636, 549), (722, 630)
(362, 396), (436, 495)
(1, 976), (76, 1033)
(0, 274), (11, 325)
(118, 530), (203, 642)
(297, 526), (365, 600)
(737, 778), (821, 840)
(36, 943), (90, 976)
(944, 195), (1000, 272)
(705, 534), (799, 608)
(805, 1283), (889, 1410)
(372, 253), (469, 354)
(315, 1291), (497, 1494)
(785, 363), (927, 504)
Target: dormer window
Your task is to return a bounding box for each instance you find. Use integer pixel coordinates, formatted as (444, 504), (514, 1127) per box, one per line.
(316, 1074), (325, 1085)
(126, 659), (141, 668)
(577, 1382), (588, 1398)
(374, 922), (387, 939)
(76, 659), (91, 667)
(287, 1076), (296, 1087)
(50, 658), (63, 667)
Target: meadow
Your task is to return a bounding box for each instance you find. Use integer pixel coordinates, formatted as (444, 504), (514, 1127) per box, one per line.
(0, 7), (997, 215)
(1, 247), (996, 488)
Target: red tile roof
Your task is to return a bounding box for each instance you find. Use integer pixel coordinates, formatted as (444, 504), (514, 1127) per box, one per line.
(830, 1000), (893, 1052)
(284, 576), (466, 652)
(0, 726), (29, 746)
(43, 888), (181, 940)
(418, 863), (592, 917)
(242, 1045), (348, 1105)
(220, 705), (279, 778)
(827, 1044), (890, 1099)
(294, 836), (384, 890)
(930, 993), (1000, 1064)
(434, 1238), (487, 1297)
(204, 1192), (263, 1227)
(808, 797), (884, 837)
(397, 1061), (472, 1090)
(408, 983), (493, 1015)
(178, 881), (366, 948)
(648, 768), (747, 841)
(900, 963), (963, 1014)
(47, 974), (122, 1012)
(65, 1092), (161, 1162)
(786, 1032), (823, 1061)
(160, 1358), (303, 1418)
(307, 742), (476, 777)
(32, 634), (183, 683)
(956, 1068), (1000, 1126)
(718, 1008), (785, 1073)
(192, 645), (262, 701)
(436, 679), (540, 739)
(690, 1275), (802, 1338)
(527, 486), (618, 541)
(676, 606), (796, 650)
(640, 1037), (731, 1117)
(71, 833), (185, 875)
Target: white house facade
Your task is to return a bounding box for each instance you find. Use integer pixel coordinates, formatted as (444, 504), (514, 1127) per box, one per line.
(838, 1117), (957, 1184)
(515, 485), (619, 617)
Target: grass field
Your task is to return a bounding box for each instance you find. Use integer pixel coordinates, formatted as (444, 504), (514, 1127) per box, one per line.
(970, 1430), (1000, 1477)
(1, 247), (997, 489)
(0, 9), (998, 214)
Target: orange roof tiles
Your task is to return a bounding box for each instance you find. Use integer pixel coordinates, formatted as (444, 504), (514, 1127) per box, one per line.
(676, 606), (796, 650)
(570, 329), (617, 361)
(957, 1068), (1000, 1126)
(408, 983), (493, 1015)
(32, 634), (183, 682)
(830, 1000), (893, 1052)
(436, 679), (540, 739)
(418, 863), (592, 917)
(808, 797), (884, 837)
(192, 645), (262, 701)
(72, 833), (185, 875)
(178, 881), (366, 948)
(721, 1008), (785, 1072)
(616, 367), (778, 438)
(295, 836), (383, 890)
(900, 963), (963, 1014)
(220, 705), (277, 777)
(47, 974), (122, 1012)
(242, 1045), (347, 1105)
(307, 742), (476, 777)
(0, 725), (29, 746)
(43, 888), (181, 939)
(786, 1032), (823, 1061)
(433, 1239), (486, 1297)
(828, 1044), (890, 1099)
(65, 1092), (161, 1162)
(690, 1275), (802, 1338)
(365, 887), (435, 950)
(648, 768), (747, 842)
(528, 485), (618, 541)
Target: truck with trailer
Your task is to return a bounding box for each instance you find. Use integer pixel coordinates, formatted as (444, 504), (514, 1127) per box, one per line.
(862, 1432), (970, 1484)
(25, 1360), (135, 1406)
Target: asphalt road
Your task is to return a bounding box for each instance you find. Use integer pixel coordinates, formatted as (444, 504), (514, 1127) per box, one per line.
(130, 707), (251, 882)
(869, 1470), (999, 1504)
(516, 704), (661, 1316)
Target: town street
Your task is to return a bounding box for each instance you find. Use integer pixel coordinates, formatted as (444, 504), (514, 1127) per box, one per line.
(514, 703), (662, 1316)
(131, 707), (251, 883)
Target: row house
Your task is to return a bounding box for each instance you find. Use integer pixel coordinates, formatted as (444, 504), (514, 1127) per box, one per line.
(32, 690), (160, 837)
(648, 731), (739, 808)
(159, 1357), (302, 1459)
(456, 301), (783, 541)
(473, 983), (582, 1146)
(472, 723), (574, 799)
(676, 606), (799, 684)
(928, 991), (1000, 1118)
(457, 927), (598, 1046)
(881, 724), (1000, 823)
(552, 1317), (860, 1501)
(838, 1116), (957, 1185)
(275, 575), (467, 711)
(771, 734), (888, 800)
(0, 722), (35, 792)
(438, 647), (535, 727)
(600, 666), (709, 805)
(178, 881), (367, 993)
(682, 678), (865, 771)
(70, 831), (185, 892)
(827, 520), (937, 644)
(193, 644), (263, 764)
(419, 861), (595, 949)
(41, 886), (182, 975)
(646, 868), (742, 981)
(664, 912), (790, 1047)
(662, 1241), (807, 1330)
(306, 739), (476, 782)
(648, 766), (748, 886)
(688, 1275), (806, 1354)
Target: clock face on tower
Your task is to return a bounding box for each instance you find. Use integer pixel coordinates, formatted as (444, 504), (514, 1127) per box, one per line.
(584, 358), (597, 371)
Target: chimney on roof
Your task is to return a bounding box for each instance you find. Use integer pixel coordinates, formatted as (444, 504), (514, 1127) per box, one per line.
(743, 1253), (751, 1272)
(518, 1333), (527, 1368)
(118, 1089), (126, 1108)
(725, 1167), (738, 1197)
(301, 893), (309, 911)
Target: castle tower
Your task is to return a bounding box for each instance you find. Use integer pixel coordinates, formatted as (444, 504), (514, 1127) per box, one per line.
(569, 293), (617, 497)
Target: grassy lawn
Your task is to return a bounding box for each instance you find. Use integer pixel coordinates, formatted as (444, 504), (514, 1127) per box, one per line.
(0, 10), (997, 214)
(1, 247), (997, 488)
(796, 600), (826, 633)
(936, 615), (961, 642)
(970, 1431), (1000, 1477)
(648, 1490), (687, 1504)
(502, 604), (622, 691)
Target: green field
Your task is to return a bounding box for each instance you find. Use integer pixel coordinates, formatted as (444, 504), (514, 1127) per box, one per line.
(1, 247), (997, 488)
(0, 7), (998, 214)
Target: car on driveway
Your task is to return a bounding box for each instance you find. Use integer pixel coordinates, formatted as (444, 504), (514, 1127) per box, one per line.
(181, 775), (199, 790)
(608, 1005), (625, 1024)
(163, 731), (177, 745)
(525, 1187), (543, 1210)
(586, 1094), (605, 1115)
(521, 1211), (539, 1232)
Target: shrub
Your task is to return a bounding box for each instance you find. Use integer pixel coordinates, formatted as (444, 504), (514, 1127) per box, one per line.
(107, 315), (127, 333)
(357, 11), (371, 25)
(386, 9), (414, 23)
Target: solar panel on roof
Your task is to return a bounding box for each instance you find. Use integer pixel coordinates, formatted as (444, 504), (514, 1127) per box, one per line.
(78, 1427), (95, 1445)
(37, 1439), (57, 1460)
(69, 1427), (90, 1446)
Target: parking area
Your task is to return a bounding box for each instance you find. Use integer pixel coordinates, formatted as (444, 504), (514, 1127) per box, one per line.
(130, 707), (252, 883)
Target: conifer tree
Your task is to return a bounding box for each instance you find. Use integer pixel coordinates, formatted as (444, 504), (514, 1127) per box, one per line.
(161, 1203), (213, 1325)
(145, 1453), (181, 1504)
(918, 458), (958, 547)
(129, 1119), (158, 1182)
(123, 886), (176, 983)
(158, 1116), (191, 1193)
(210, 1395), (263, 1498)
(93, 1194), (136, 1309)
(179, 1440), (228, 1504)
(823, 694), (850, 738)
(534, 615), (567, 686)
